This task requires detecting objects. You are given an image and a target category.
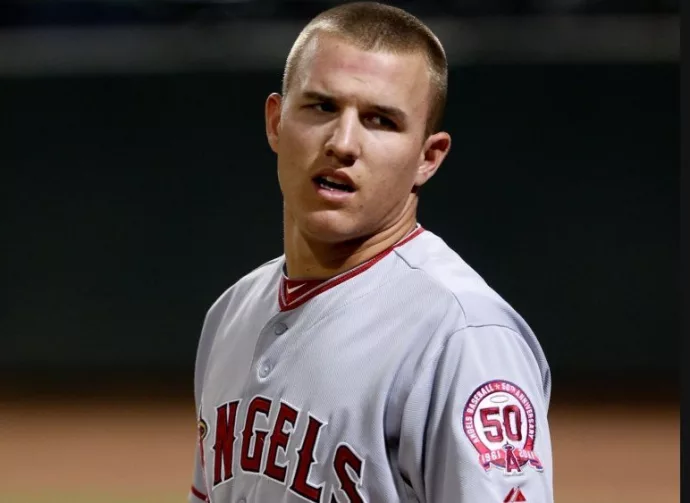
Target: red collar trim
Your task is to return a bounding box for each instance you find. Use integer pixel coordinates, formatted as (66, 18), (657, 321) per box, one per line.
(278, 226), (424, 311)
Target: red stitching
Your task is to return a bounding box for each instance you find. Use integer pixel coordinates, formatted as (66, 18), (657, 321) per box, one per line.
(279, 226), (424, 311)
(190, 485), (209, 502)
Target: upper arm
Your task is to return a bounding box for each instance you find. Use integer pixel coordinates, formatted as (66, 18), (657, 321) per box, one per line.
(188, 303), (225, 503)
(399, 324), (553, 503)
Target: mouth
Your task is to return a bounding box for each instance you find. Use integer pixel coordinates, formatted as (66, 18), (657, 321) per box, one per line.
(312, 175), (356, 194)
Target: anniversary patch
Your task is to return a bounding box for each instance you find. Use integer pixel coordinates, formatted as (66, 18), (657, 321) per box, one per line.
(462, 379), (543, 476)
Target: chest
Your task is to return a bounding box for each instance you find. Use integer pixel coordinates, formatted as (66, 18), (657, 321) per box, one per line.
(197, 300), (428, 503)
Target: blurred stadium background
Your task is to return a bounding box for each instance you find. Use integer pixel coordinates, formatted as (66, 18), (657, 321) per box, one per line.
(0, 1), (679, 502)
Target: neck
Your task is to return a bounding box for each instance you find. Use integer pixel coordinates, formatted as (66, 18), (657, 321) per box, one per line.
(283, 199), (419, 280)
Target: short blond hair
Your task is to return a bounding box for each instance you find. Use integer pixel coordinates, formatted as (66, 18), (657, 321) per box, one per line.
(282, 1), (448, 136)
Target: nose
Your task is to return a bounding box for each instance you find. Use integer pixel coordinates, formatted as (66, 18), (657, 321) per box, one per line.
(324, 110), (360, 166)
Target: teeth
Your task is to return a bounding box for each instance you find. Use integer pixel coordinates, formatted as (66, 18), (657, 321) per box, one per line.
(316, 175), (354, 193)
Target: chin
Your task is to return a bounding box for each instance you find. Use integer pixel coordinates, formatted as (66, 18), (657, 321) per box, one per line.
(299, 211), (369, 244)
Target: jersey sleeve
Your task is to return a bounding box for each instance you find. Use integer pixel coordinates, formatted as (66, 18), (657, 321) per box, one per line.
(188, 306), (221, 503)
(189, 447), (209, 503)
(188, 340), (211, 503)
(398, 324), (554, 503)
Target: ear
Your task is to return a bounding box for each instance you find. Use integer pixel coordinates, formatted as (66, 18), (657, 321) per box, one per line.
(265, 92), (283, 154)
(414, 131), (451, 187)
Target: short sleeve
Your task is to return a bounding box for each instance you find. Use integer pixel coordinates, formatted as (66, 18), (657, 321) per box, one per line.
(188, 350), (210, 503)
(398, 324), (554, 503)
(188, 308), (219, 503)
(189, 445), (209, 503)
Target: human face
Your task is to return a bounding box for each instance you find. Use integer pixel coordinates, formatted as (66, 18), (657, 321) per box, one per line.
(266, 33), (450, 244)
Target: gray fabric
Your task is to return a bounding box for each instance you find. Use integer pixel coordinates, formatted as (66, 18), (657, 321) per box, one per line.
(189, 228), (553, 503)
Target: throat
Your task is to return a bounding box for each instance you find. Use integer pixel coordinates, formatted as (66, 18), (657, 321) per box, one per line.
(282, 194), (420, 279)
(286, 239), (364, 280)
(279, 224), (424, 311)
(283, 222), (420, 281)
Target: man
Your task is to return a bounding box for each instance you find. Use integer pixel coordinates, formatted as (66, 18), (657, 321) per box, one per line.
(189, 2), (553, 502)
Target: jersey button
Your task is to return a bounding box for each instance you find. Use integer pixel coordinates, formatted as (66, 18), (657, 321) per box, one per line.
(259, 360), (273, 378)
(274, 322), (288, 335)
(238, 498), (246, 503)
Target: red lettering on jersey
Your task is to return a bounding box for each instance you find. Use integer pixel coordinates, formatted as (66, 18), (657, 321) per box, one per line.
(264, 402), (298, 483)
(332, 444), (365, 503)
(290, 414), (325, 502)
(241, 396), (272, 473)
(213, 400), (239, 486)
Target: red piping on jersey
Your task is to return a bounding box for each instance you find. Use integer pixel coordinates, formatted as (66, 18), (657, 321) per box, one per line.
(278, 226), (424, 311)
(190, 485), (209, 502)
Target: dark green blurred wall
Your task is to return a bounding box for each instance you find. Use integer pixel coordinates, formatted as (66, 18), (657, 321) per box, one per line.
(1, 64), (678, 385)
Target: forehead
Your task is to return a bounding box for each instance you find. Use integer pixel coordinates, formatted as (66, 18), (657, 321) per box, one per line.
(294, 33), (430, 113)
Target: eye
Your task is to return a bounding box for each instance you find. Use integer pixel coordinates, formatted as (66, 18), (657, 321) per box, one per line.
(308, 102), (337, 113)
(365, 114), (398, 131)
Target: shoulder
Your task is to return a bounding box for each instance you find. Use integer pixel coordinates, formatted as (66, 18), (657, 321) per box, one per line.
(202, 255), (283, 332)
(193, 255), (283, 398)
(206, 255), (283, 315)
(393, 228), (532, 336)
(388, 229), (549, 394)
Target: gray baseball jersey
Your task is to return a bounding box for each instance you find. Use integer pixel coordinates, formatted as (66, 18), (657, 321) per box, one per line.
(189, 226), (553, 503)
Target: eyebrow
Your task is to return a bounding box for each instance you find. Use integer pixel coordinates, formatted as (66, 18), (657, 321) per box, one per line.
(301, 90), (408, 125)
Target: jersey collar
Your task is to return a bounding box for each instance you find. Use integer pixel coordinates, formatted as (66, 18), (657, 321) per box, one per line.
(278, 225), (424, 311)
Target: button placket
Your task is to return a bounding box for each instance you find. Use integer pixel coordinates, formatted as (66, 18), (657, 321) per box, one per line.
(258, 360), (273, 378)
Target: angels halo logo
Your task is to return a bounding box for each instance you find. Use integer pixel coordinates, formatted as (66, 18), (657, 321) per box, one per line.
(462, 380), (544, 476)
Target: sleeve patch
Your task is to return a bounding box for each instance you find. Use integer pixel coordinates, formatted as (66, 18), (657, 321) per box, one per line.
(462, 379), (543, 476)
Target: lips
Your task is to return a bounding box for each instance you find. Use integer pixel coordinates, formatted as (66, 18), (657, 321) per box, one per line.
(312, 170), (356, 193)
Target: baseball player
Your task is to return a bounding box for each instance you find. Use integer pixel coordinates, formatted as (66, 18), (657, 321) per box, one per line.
(188, 2), (553, 503)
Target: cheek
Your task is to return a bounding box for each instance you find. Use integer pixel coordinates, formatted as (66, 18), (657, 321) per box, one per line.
(279, 131), (321, 177)
(369, 145), (419, 189)
(276, 135), (303, 178)
(277, 158), (303, 200)
(281, 119), (320, 155)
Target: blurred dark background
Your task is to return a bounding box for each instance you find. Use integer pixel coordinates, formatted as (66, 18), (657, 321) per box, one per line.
(0, 0), (679, 402)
